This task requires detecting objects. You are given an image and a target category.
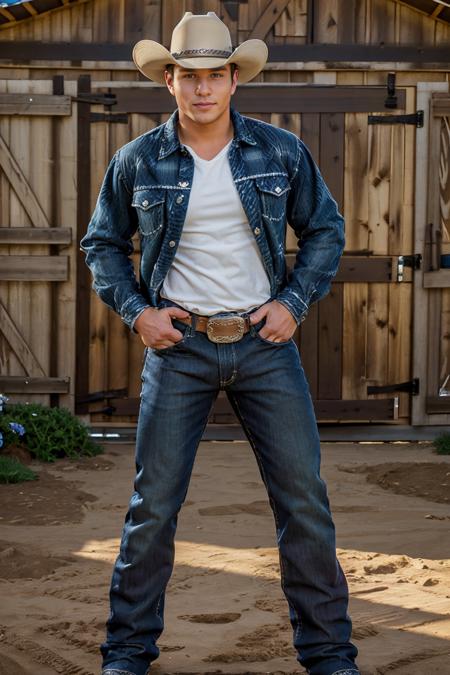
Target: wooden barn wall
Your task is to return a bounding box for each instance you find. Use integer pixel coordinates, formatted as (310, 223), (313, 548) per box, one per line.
(0, 0), (448, 424)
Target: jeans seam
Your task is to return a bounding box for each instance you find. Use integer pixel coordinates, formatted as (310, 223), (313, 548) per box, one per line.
(226, 391), (303, 643)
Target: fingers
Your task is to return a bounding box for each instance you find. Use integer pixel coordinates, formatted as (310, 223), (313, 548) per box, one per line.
(249, 302), (271, 324)
(166, 307), (190, 320)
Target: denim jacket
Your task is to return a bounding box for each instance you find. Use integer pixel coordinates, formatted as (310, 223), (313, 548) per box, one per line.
(80, 108), (345, 331)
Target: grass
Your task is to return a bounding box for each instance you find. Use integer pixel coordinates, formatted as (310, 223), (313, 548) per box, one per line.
(433, 433), (450, 455)
(0, 456), (37, 484)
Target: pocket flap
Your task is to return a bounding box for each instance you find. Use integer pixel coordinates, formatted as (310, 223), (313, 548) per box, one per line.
(132, 189), (165, 211)
(255, 176), (290, 197)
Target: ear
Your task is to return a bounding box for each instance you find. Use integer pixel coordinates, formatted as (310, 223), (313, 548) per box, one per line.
(231, 66), (239, 95)
(164, 69), (175, 96)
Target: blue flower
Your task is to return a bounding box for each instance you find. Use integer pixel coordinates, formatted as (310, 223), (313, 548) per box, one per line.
(9, 422), (25, 436)
(0, 431), (3, 448)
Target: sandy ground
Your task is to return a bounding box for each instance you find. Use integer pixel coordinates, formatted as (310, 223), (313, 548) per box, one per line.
(0, 440), (449, 675)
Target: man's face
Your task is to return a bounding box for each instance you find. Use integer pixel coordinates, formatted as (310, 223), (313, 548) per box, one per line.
(165, 64), (238, 126)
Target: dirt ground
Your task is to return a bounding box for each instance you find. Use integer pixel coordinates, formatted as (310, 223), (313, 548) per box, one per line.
(0, 440), (449, 675)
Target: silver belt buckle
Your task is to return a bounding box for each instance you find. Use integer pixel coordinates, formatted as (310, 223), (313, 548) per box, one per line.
(206, 316), (246, 343)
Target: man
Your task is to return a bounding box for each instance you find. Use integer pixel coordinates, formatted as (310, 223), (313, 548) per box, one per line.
(81, 11), (360, 675)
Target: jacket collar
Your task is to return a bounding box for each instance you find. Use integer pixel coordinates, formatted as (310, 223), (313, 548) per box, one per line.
(158, 107), (257, 160)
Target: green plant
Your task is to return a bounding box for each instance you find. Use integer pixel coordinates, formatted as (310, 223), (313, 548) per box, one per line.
(0, 456), (37, 483)
(433, 432), (450, 455)
(1, 403), (101, 462)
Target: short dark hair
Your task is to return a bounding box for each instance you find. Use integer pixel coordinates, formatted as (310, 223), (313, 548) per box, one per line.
(165, 63), (237, 81)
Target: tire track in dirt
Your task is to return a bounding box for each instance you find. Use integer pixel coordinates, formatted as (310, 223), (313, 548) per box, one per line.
(0, 625), (95, 675)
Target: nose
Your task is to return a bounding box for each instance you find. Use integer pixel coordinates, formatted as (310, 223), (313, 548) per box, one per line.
(195, 78), (211, 95)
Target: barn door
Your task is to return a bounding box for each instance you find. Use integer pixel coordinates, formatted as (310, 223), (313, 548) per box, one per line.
(412, 86), (450, 426)
(78, 81), (418, 428)
(0, 78), (77, 410)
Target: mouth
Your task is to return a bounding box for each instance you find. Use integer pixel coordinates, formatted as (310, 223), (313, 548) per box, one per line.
(193, 102), (216, 109)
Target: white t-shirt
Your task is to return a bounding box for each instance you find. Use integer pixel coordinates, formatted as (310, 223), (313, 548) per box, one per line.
(160, 140), (271, 315)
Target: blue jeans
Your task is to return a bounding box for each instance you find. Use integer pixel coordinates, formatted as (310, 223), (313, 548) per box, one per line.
(101, 300), (359, 675)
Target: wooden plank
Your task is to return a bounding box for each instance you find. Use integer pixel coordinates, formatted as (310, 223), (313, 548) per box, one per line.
(320, 111), (344, 210)
(425, 396), (450, 413)
(314, 397), (397, 420)
(0, 132), (50, 227)
(368, 121), (391, 255)
(248, 0), (292, 39)
(75, 74), (92, 414)
(112, 86), (407, 114)
(344, 112), (369, 251)
(0, 376), (70, 393)
(317, 284), (343, 399)
(285, 254), (394, 282)
(0, 227), (71, 244)
(0, 94), (71, 116)
(103, 395), (396, 421)
(313, 0), (338, 43)
(0, 299), (45, 376)
(423, 270), (450, 287)
(342, 283), (368, 399)
(0, 255), (68, 280)
(432, 97), (450, 116)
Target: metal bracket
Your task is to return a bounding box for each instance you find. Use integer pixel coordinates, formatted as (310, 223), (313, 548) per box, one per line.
(90, 112), (129, 123)
(368, 110), (424, 127)
(72, 93), (117, 106)
(397, 253), (422, 281)
(367, 378), (420, 396)
(384, 72), (397, 109)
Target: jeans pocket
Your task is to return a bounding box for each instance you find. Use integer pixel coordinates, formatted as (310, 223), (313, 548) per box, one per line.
(152, 318), (189, 353)
(252, 319), (292, 346)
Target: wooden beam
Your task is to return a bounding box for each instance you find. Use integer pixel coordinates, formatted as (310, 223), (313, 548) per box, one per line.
(0, 41), (449, 63)
(0, 300), (45, 377)
(23, 3), (38, 17)
(248, 0), (292, 39)
(0, 227), (72, 244)
(0, 133), (50, 227)
(286, 254), (394, 282)
(423, 270), (450, 287)
(112, 86), (407, 115)
(0, 94), (71, 116)
(431, 97), (450, 116)
(0, 256), (69, 281)
(0, 8), (16, 23)
(426, 396), (450, 413)
(0, 376), (70, 393)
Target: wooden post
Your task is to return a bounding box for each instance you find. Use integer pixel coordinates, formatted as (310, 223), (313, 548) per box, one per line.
(75, 74), (92, 414)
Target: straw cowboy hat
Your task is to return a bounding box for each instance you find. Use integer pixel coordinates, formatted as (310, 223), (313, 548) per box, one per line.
(133, 11), (268, 85)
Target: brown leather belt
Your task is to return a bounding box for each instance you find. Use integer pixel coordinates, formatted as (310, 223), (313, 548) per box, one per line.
(178, 313), (251, 344)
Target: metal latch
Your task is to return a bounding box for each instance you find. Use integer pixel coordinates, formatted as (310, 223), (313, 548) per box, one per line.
(367, 378), (420, 396)
(397, 254), (421, 281)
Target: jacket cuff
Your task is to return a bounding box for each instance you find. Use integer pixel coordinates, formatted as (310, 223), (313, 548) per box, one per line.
(275, 290), (310, 325)
(120, 295), (151, 333)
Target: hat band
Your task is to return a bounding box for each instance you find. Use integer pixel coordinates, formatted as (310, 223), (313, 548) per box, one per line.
(171, 48), (233, 59)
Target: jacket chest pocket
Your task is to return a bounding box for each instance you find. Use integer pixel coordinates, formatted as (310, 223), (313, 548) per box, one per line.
(132, 189), (165, 236)
(255, 177), (290, 225)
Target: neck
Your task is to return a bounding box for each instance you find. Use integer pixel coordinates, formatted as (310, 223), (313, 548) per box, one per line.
(177, 107), (233, 148)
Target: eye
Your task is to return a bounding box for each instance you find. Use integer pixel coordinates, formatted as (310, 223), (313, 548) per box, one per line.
(211, 72), (224, 78)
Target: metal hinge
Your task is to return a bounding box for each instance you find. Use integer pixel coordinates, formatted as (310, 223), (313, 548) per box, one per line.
(90, 112), (129, 124)
(368, 111), (424, 127)
(367, 378), (420, 396)
(397, 254), (422, 281)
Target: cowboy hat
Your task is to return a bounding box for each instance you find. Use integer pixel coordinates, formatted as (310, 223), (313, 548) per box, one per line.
(133, 11), (268, 85)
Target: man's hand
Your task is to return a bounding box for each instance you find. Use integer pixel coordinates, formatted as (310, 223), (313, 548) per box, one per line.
(249, 300), (297, 343)
(134, 306), (190, 349)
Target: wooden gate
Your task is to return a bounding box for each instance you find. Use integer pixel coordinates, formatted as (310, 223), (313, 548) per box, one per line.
(412, 84), (450, 426)
(76, 78), (419, 426)
(0, 78), (77, 409)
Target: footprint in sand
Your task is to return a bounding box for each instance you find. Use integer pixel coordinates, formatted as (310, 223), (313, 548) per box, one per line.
(352, 623), (380, 639)
(178, 612), (241, 624)
(198, 501), (269, 516)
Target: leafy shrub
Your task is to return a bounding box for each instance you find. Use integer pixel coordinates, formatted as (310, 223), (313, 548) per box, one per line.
(433, 432), (450, 455)
(1, 403), (101, 462)
(0, 456), (37, 483)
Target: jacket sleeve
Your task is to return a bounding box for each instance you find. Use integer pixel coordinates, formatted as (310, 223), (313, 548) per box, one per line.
(80, 151), (151, 332)
(275, 139), (345, 324)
